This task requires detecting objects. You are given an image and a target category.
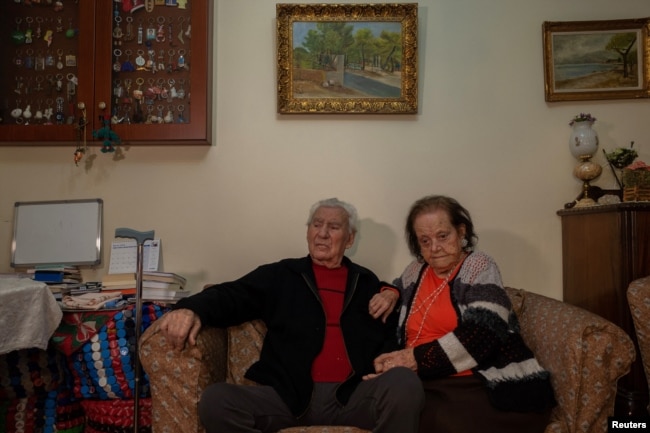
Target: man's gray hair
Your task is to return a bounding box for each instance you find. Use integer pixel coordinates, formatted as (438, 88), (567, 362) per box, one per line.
(307, 198), (359, 234)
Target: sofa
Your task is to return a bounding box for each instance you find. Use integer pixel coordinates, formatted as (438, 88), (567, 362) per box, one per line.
(627, 275), (650, 413)
(139, 287), (635, 433)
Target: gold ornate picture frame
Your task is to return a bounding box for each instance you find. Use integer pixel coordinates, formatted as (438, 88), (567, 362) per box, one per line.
(276, 3), (418, 114)
(543, 18), (650, 102)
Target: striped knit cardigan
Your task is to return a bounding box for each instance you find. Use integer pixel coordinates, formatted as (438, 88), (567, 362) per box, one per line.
(394, 251), (556, 412)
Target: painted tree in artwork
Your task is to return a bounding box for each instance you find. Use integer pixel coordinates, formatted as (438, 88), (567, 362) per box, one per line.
(606, 33), (637, 78)
(353, 28), (375, 71)
(377, 30), (402, 72)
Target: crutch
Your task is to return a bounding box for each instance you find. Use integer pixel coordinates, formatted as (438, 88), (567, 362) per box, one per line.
(115, 227), (155, 433)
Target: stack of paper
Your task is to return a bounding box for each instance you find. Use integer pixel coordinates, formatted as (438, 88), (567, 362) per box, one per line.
(142, 271), (188, 301)
(101, 273), (136, 295)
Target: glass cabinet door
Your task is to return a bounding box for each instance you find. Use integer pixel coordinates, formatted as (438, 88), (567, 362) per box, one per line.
(96, 0), (211, 144)
(0, 0), (211, 146)
(0, 1), (95, 144)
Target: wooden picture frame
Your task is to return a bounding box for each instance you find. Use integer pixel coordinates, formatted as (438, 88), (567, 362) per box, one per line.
(543, 18), (650, 102)
(276, 3), (418, 114)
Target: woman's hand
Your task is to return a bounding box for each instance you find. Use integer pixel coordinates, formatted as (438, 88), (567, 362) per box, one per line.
(369, 289), (399, 323)
(363, 348), (418, 380)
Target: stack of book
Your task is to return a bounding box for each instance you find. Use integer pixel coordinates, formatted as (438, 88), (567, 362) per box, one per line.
(30, 266), (82, 284)
(142, 271), (189, 301)
(101, 273), (137, 296)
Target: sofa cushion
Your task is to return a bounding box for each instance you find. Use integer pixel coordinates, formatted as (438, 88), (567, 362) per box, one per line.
(227, 320), (267, 386)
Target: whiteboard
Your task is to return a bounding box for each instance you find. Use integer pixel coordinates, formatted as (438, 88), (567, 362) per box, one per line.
(11, 199), (103, 267)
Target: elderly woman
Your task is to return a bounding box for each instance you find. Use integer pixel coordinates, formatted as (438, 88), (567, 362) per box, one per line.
(368, 195), (555, 433)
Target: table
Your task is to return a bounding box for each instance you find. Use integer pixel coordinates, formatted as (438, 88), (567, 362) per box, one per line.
(0, 278), (62, 355)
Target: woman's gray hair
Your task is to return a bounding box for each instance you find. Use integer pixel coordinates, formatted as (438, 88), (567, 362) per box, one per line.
(307, 198), (359, 234)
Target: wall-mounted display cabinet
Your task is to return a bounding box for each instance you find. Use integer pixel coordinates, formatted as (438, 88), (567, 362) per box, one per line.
(0, 0), (212, 146)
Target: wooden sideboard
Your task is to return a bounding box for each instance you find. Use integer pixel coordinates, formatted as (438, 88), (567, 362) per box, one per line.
(557, 202), (650, 415)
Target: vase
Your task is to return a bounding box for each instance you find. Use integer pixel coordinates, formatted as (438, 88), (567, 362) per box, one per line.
(569, 121), (599, 159)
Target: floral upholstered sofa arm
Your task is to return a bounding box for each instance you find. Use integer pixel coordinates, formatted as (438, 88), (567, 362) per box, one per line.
(140, 320), (227, 433)
(505, 287), (636, 433)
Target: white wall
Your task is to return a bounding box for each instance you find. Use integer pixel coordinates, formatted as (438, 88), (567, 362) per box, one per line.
(1, 0), (649, 299)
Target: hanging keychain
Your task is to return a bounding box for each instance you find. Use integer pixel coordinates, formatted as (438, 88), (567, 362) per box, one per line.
(43, 99), (54, 124)
(24, 77), (33, 96)
(145, 104), (154, 124)
(54, 74), (64, 93)
(65, 51), (77, 67)
(24, 49), (35, 70)
(166, 49), (175, 73)
(113, 49), (123, 72)
(177, 49), (186, 70)
(46, 74), (55, 95)
(124, 16), (135, 42)
(133, 77), (145, 101)
(122, 49), (136, 72)
(113, 16), (124, 46)
(163, 105), (174, 123)
(156, 104), (164, 123)
(67, 73), (78, 102)
(185, 19), (191, 39)
(167, 16), (174, 47)
(11, 99), (23, 124)
(144, 77), (157, 104)
(146, 18), (156, 42)
(65, 18), (77, 39)
(134, 49), (147, 71)
(34, 99), (44, 123)
(137, 20), (144, 44)
(123, 78), (133, 106)
(133, 98), (144, 123)
(35, 17), (43, 40)
(146, 48), (156, 72)
(156, 16), (165, 43)
(177, 104), (185, 123)
(45, 49), (55, 68)
(176, 78), (186, 99)
(56, 49), (64, 70)
(168, 78), (177, 99)
(34, 76), (44, 93)
(23, 103), (33, 124)
(14, 50), (24, 68)
(157, 49), (166, 71)
(25, 17), (34, 43)
(35, 50), (45, 71)
(14, 77), (23, 96)
(55, 96), (65, 124)
(74, 102), (88, 166)
(114, 79), (124, 100)
(12, 18), (26, 45)
(158, 78), (168, 100)
(177, 17), (185, 45)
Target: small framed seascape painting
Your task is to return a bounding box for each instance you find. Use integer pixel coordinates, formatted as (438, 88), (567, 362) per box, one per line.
(543, 18), (650, 102)
(276, 3), (418, 114)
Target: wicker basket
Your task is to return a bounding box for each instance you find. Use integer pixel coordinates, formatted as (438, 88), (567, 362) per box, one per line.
(622, 169), (650, 202)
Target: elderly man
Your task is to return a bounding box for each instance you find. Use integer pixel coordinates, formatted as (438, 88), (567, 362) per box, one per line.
(157, 198), (424, 433)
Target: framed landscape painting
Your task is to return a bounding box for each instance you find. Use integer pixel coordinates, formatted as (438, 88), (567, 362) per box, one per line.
(543, 18), (650, 102)
(276, 3), (418, 114)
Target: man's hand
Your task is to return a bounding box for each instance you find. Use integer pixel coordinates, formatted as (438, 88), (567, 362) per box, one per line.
(157, 308), (202, 351)
(369, 289), (399, 323)
(363, 349), (418, 380)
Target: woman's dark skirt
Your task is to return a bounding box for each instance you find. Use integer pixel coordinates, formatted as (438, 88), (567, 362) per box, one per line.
(419, 375), (552, 433)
